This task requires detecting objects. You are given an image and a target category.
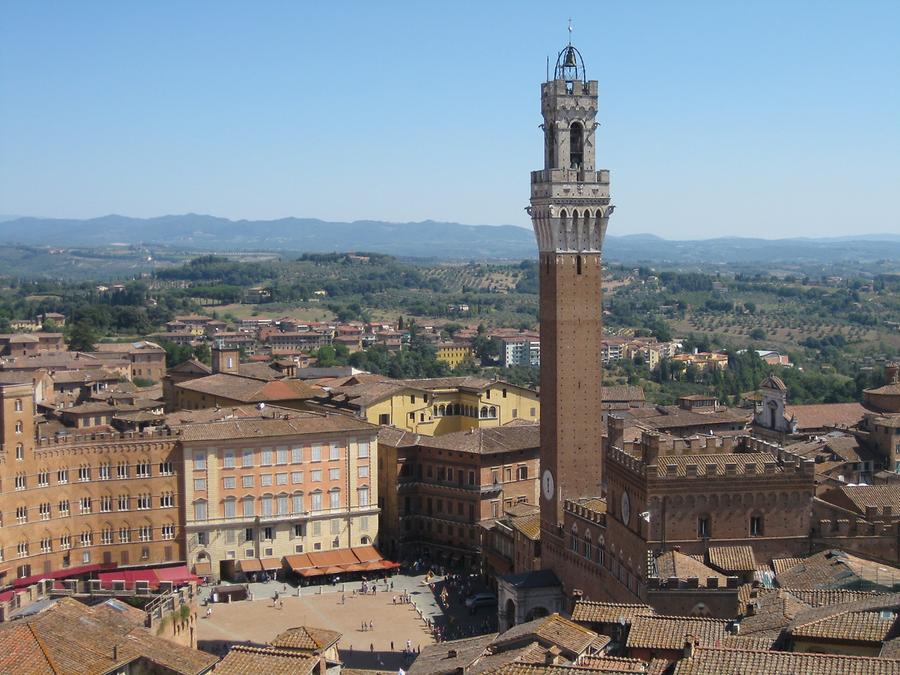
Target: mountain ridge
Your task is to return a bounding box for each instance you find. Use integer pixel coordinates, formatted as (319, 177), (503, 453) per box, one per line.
(1, 214), (899, 263)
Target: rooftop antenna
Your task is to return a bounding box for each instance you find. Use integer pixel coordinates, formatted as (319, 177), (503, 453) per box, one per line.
(568, 17), (573, 45)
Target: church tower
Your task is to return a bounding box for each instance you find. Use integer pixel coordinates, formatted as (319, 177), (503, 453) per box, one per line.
(529, 42), (613, 543)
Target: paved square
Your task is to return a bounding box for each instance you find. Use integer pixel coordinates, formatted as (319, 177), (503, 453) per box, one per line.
(198, 587), (436, 671)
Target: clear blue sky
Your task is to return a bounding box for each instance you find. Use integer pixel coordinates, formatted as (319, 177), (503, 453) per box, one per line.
(1, 1), (898, 238)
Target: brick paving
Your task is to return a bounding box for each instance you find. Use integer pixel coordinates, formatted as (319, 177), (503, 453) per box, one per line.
(197, 578), (438, 671)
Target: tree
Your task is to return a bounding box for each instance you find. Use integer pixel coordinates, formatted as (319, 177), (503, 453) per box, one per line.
(67, 322), (98, 352)
(749, 328), (767, 341)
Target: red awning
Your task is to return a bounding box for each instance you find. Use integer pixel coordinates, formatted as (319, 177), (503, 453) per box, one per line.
(154, 565), (200, 585)
(239, 559), (264, 573)
(298, 568), (325, 577)
(259, 557), (283, 571)
(351, 546), (382, 563)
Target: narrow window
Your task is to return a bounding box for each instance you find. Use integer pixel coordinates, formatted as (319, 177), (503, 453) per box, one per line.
(570, 122), (584, 168)
(576, 255), (582, 275)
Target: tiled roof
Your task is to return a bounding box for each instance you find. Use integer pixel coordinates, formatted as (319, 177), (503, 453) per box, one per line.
(771, 557), (804, 575)
(760, 374), (786, 391)
(791, 609), (897, 643)
(775, 549), (900, 590)
(213, 645), (318, 674)
(654, 452), (778, 477)
(625, 616), (728, 651)
(571, 600), (655, 624)
(707, 545), (756, 573)
(673, 645), (900, 674)
(493, 614), (598, 657)
(0, 597), (217, 675)
(785, 402), (868, 430)
(377, 426), (421, 448)
(825, 484), (900, 516)
(510, 513), (541, 541)
(408, 634), (497, 674)
(468, 641), (550, 674)
(575, 655), (647, 672)
(782, 588), (883, 606)
(269, 625), (342, 651)
(739, 589), (811, 635)
(175, 412), (375, 441)
(416, 425), (539, 455)
(176, 373), (318, 401)
(655, 551), (725, 586)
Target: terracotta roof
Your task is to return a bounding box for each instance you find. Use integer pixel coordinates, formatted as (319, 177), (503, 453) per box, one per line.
(416, 425), (539, 455)
(214, 645), (318, 674)
(673, 645), (900, 674)
(167, 358), (213, 375)
(822, 484), (900, 516)
(0, 597), (217, 675)
(654, 452), (778, 477)
(467, 641), (550, 675)
(771, 557), (804, 575)
(175, 373), (318, 402)
(174, 412), (375, 441)
(492, 614), (598, 657)
(791, 609), (897, 643)
(707, 545), (756, 574)
(776, 549), (900, 591)
(739, 589), (810, 636)
(782, 588), (883, 606)
(509, 513), (541, 541)
(655, 551), (725, 586)
(785, 402), (868, 430)
(377, 426), (421, 448)
(94, 340), (164, 353)
(408, 634), (497, 674)
(571, 600), (655, 624)
(269, 625), (341, 651)
(575, 655), (647, 672)
(866, 383), (900, 396)
(625, 615), (729, 651)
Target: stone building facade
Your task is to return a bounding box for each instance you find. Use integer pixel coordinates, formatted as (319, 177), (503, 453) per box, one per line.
(179, 412), (379, 580)
(1, 381), (185, 580)
(378, 425), (540, 569)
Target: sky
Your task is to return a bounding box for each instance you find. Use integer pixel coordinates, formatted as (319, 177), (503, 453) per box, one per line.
(1, 1), (899, 239)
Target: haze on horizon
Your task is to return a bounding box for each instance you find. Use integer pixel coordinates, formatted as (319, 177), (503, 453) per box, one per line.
(1, 1), (898, 239)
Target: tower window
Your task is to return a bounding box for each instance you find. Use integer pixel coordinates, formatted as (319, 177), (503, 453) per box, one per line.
(576, 255), (582, 275)
(570, 122), (584, 168)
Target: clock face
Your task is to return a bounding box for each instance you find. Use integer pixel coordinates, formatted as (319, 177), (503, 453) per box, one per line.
(621, 490), (631, 526)
(542, 470), (555, 501)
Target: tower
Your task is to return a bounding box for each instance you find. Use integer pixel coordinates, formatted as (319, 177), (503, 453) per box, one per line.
(529, 42), (613, 540)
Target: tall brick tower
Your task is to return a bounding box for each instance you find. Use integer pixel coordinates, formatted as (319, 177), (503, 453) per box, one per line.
(529, 42), (614, 546)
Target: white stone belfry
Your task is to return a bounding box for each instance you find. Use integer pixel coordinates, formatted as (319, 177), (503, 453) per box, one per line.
(527, 44), (614, 253)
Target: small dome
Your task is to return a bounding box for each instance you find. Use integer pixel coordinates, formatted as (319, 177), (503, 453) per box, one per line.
(760, 373), (787, 392)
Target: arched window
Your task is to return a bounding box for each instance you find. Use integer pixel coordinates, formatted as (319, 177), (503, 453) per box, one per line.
(15, 421), (23, 434)
(584, 529), (592, 558)
(570, 524), (579, 552)
(489, 406), (496, 418)
(570, 122), (584, 168)
(480, 406), (488, 419)
(597, 534), (605, 566)
(438, 404), (446, 417)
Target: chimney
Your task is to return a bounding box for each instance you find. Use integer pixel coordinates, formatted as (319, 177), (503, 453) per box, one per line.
(447, 649), (458, 659)
(644, 432), (661, 466)
(113, 644), (119, 661)
(683, 636), (697, 658)
(544, 645), (562, 666)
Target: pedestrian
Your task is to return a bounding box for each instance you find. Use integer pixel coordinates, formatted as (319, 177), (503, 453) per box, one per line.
(361, 620), (366, 632)
(205, 607), (211, 618)
(370, 643), (374, 654)
(370, 619), (374, 631)
(391, 641), (394, 651)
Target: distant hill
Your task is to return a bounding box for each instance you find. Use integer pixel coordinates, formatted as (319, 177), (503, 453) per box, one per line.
(1, 214), (899, 263)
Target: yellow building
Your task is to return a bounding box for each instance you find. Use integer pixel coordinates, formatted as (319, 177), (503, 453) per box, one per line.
(671, 351), (728, 372)
(178, 409), (380, 582)
(435, 342), (475, 369)
(309, 375), (540, 436)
